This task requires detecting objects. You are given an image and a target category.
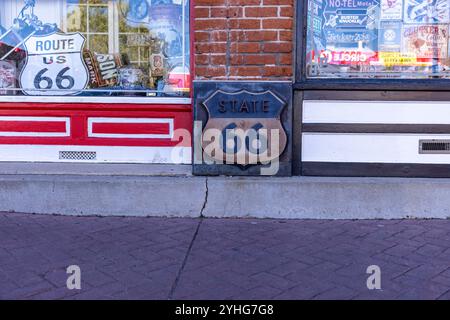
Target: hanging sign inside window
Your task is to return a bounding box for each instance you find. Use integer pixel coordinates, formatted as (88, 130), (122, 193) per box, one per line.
(324, 29), (377, 46)
(83, 51), (123, 88)
(324, 12), (370, 29)
(377, 52), (429, 66)
(321, 49), (378, 64)
(404, 0), (450, 24)
(323, 0), (379, 28)
(19, 32), (89, 96)
(402, 25), (448, 59)
(308, 0), (326, 52)
(323, 0), (379, 11)
(322, 0), (379, 51)
(380, 0), (403, 20)
(378, 21), (402, 52)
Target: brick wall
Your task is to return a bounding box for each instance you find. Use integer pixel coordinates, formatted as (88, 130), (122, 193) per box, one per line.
(194, 0), (294, 81)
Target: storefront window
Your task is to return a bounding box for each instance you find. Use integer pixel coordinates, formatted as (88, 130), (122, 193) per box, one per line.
(0, 0), (190, 97)
(306, 0), (450, 79)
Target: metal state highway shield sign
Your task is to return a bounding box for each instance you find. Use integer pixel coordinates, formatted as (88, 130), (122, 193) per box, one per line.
(19, 32), (89, 96)
(202, 90), (288, 165)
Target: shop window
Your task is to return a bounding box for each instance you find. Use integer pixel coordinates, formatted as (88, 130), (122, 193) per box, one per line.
(0, 0), (190, 98)
(66, 0), (111, 53)
(306, 0), (450, 79)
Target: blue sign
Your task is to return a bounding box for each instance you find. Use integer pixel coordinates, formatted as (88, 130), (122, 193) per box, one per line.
(378, 21), (401, 52)
(203, 90), (286, 119)
(321, 0), (380, 50)
(324, 11), (370, 28)
(324, 0), (379, 11)
(325, 29), (378, 47)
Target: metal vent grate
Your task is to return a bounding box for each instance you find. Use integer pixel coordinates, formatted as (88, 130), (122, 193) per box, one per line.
(419, 140), (450, 154)
(59, 151), (97, 161)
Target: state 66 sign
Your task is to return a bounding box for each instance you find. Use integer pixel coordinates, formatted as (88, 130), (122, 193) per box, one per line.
(19, 32), (88, 96)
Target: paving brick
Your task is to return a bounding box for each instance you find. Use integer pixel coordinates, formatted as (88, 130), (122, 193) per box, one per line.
(437, 289), (450, 300)
(402, 264), (449, 280)
(29, 286), (79, 300)
(1, 213), (450, 300)
(312, 286), (359, 300)
(234, 286), (283, 300)
(268, 261), (310, 277)
(415, 244), (448, 258)
(352, 289), (400, 300)
(6, 281), (55, 300)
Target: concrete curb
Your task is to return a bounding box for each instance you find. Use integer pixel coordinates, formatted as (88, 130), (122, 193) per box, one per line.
(0, 175), (206, 217)
(204, 177), (450, 219)
(1, 164), (450, 219)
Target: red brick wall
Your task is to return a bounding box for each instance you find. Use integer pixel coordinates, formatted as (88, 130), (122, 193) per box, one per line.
(194, 0), (294, 81)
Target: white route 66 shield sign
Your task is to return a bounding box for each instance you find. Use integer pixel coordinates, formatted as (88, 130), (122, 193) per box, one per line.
(19, 32), (89, 96)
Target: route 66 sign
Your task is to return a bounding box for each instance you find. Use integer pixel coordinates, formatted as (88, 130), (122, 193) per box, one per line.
(193, 82), (292, 176)
(19, 32), (88, 96)
(201, 90), (288, 165)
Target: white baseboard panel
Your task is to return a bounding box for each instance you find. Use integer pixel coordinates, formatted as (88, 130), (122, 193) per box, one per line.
(303, 100), (450, 124)
(0, 145), (192, 164)
(302, 133), (450, 164)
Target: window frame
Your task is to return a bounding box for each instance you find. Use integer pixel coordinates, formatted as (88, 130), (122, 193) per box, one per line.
(64, 0), (114, 54)
(0, 0), (193, 105)
(295, 0), (450, 91)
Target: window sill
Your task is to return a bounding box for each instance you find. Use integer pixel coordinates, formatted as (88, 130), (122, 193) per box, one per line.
(0, 96), (192, 105)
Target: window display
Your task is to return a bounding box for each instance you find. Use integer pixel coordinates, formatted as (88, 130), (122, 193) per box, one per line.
(0, 0), (190, 97)
(306, 0), (450, 79)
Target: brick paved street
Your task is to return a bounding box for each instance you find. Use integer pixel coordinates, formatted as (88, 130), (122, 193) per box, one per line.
(0, 212), (449, 300)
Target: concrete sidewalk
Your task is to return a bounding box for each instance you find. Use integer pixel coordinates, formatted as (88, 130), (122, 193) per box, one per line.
(0, 212), (449, 300)
(2, 163), (450, 219)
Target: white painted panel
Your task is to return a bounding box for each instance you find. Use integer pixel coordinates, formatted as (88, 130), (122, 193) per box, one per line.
(0, 116), (69, 122)
(0, 132), (68, 137)
(303, 100), (450, 124)
(0, 145), (191, 164)
(302, 133), (450, 164)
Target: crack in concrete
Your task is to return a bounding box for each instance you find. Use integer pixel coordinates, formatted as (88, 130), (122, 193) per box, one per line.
(168, 218), (203, 300)
(200, 178), (208, 218)
(168, 179), (209, 298)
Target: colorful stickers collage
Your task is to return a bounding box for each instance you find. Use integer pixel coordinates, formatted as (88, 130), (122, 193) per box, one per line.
(309, 0), (450, 71)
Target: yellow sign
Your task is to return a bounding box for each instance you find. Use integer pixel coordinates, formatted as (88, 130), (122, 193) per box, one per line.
(378, 52), (431, 67)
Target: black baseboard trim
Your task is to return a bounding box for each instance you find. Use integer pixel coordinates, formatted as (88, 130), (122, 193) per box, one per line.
(302, 162), (450, 178)
(302, 123), (450, 134)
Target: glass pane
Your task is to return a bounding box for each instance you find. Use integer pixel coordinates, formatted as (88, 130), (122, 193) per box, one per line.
(89, 6), (108, 33)
(306, 0), (450, 79)
(67, 5), (87, 32)
(140, 47), (149, 61)
(89, 34), (109, 53)
(118, 0), (190, 96)
(0, 0), (190, 98)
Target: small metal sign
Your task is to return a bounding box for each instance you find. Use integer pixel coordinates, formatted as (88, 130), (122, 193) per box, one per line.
(202, 90), (288, 165)
(19, 32), (89, 96)
(193, 81), (292, 176)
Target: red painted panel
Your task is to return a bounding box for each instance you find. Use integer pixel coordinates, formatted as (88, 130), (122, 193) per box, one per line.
(0, 121), (67, 133)
(0, 102), (192, 112)
(92, 122), (170, 135)
(0, 103), (192, 147)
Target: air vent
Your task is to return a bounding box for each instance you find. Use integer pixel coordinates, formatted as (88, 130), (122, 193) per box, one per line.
(59, 151), (97, 161)
(419, 140), (450, 154)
